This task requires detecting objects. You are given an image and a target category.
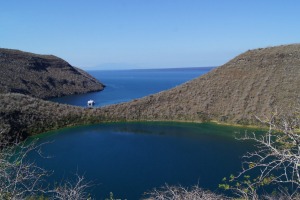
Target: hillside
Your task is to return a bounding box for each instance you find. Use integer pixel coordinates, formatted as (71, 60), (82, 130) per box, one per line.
(0, 48), (104, 99)
(1, 44), (300, 143)
(0, 93), (111, 144)
(100, 44), (300, 125)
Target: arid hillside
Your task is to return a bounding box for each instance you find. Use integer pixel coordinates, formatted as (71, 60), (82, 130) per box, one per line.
(0, 93), (110, 143)
(0, 48), (104, 99)
(101, 44), (300, 125)
(1, 44), (300, 143)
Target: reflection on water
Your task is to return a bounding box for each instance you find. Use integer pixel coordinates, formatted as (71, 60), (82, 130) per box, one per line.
(28, 122), (259, 199)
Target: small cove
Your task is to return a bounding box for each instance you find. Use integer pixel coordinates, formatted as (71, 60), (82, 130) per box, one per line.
(50, 67), (214, 107)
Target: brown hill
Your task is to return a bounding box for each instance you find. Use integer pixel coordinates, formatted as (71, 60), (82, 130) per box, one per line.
(0, 48), (104, 99)
(100, 44), (300, 125)
(2, 44), (300, 143)
(0, 93), (106, 143)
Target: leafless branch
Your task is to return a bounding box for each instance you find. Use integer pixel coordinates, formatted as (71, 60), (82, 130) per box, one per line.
(144, 184), (228, 200)
(0, 130), (92, 199)
(52, 173), (93, 200)
(230, 111), (300, 199)
(0, 133), (50, 199)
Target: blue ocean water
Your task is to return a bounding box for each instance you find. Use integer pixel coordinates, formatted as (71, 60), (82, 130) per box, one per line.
(50, 67), (214, 107)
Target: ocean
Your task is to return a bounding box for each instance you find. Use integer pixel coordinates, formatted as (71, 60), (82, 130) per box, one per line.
(50, 67), (214, 107)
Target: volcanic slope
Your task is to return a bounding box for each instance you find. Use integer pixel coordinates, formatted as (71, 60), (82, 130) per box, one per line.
(2, 44), (300, 142)
(100, 44), (300, 125)
(0, 48), (104, 99)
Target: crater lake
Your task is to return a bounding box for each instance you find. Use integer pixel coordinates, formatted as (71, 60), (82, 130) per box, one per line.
(28, 67), (260, 199)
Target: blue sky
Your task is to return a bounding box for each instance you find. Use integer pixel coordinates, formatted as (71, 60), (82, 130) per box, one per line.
(0, 0), (299, 70)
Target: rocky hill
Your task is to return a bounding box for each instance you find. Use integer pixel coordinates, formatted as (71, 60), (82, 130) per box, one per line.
(0, 93), (106, 144)
(100, 44), (300, 125)
(0, 48), (104, 99)
(1, 44), (300, 143)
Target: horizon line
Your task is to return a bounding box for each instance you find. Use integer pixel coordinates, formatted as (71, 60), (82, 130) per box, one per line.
(85, 66), (217, 71)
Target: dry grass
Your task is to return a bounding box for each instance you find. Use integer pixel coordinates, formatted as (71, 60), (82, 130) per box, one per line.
(101, 44), (300, 126)
(0, 93), (113, 143)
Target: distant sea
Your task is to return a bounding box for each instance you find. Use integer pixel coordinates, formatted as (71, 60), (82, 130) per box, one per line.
(50, 67), (214, 107)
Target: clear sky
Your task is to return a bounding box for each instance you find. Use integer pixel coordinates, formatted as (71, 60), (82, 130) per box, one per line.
(0, 0), (299, 70)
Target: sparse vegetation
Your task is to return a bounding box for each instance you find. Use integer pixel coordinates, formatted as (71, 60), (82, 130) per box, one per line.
(0, 131), (93, 199)
(53, 174), (92, 200)
(220, 110), (300, 199)
(0, 137), (49, 199)
(0, 48), (104, 99)
(144, 184), (228, 200)
(0, 93), (115, 144)
(2, 44), (300, 143)
(100, 44), (300, 125)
